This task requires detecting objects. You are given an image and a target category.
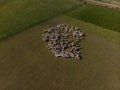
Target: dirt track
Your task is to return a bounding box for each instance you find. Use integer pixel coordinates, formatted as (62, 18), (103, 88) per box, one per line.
(87, 0), (120, 9)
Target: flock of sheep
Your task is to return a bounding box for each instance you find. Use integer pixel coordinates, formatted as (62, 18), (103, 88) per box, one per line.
(42, 24), (85, 60)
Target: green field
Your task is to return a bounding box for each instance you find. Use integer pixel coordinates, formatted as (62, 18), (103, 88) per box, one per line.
(0, 0), (79, 40)
(68, 4), (120, 32)
(0, 0), (120, 90)
(0, 15), (119, 90)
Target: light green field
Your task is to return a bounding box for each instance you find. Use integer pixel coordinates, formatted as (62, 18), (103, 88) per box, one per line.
(68, 4), (120, 32)
(0, 0), (79, 40)
(0, 15), (119, 90)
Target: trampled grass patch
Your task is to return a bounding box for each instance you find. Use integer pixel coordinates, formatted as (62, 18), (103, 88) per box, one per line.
(68, 4), (120, 32)
(0, 0), (79, 40)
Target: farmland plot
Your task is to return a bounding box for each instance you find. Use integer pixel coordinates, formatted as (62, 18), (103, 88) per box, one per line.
(68, 4), (120, 32)
(0, 15), (119, 90)
(0, 0), (79, 40)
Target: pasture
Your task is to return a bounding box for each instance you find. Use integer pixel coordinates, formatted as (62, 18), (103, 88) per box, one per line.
(0, 15), (119, 90)
(0, 0), (120, 90)
(0, 0), (79, 40)
(68, 4), (120, 32)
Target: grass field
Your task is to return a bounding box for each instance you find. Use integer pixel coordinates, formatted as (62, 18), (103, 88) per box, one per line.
(0, 0), (120, 90)
(0, 0), (79, 40)
(0, 15), (119, 90)
(68, 4), (120, 32)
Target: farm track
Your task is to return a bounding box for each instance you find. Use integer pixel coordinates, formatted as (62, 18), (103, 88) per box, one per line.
(0, 16), (119, 90)
(86, 0), (120, 9)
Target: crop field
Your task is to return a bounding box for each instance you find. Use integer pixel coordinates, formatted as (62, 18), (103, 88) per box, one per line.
(0, 0), (120, 90)
(68, 4), (120, 32)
